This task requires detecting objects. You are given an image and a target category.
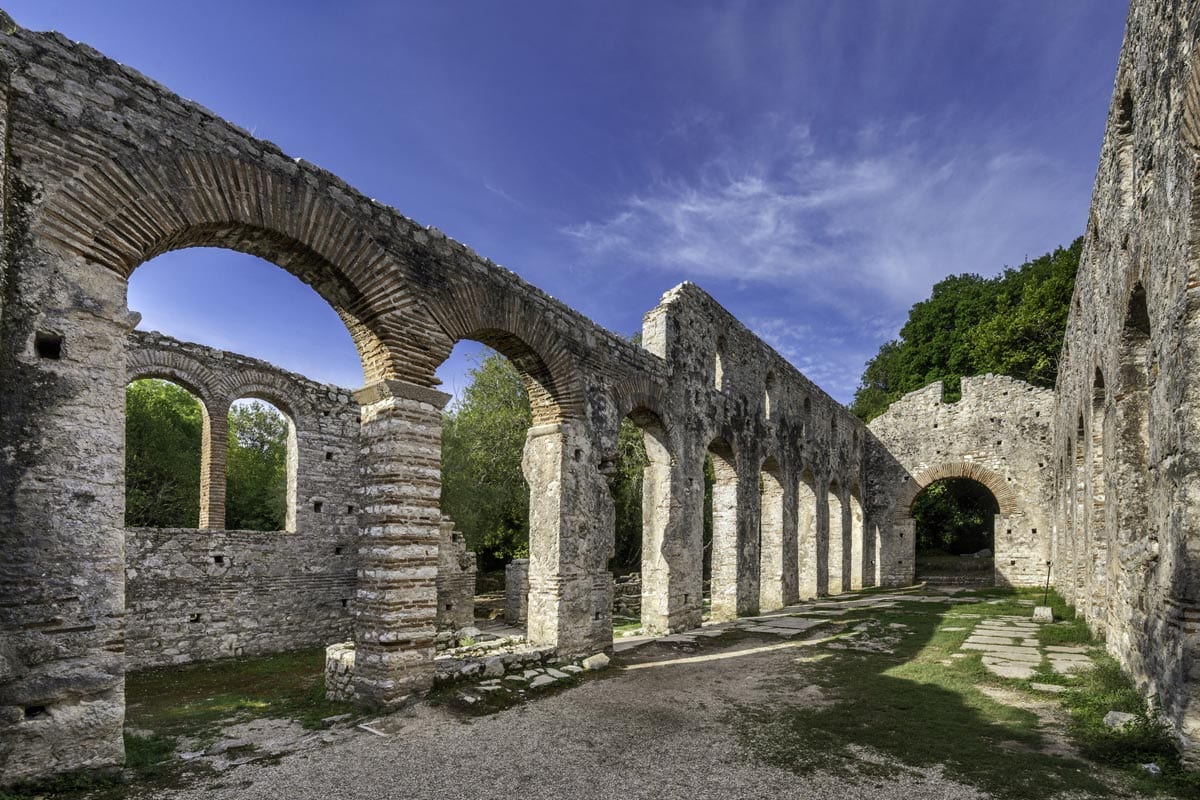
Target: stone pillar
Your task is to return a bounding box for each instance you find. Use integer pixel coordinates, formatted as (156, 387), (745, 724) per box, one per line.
(523, 420), (612, 658)
(505, 558), (530, 625)
(198, 400), (228, 529)
(350, 379), (449, 708)
(638, 428), (678, 634)
(0, 258), (133, 784)
(735, 466), (762, 616)
(850, 493), (865, 590)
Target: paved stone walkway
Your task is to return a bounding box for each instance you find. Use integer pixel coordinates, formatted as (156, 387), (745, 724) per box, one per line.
(958, 615), (1092, 679)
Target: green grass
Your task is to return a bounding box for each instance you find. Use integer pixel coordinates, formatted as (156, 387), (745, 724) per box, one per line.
(733, 589), (1182, 799)
(125, 647), (358, 738)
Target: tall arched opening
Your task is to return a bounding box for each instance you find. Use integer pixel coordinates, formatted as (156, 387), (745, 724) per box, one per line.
(759, 456), (785, 612)
(911, 478), (1000, 586)
(796, 468), (819, 599)
(707, 438), (739, 621)
(124, 378), (207, 529)
(827, 480), (846, 593)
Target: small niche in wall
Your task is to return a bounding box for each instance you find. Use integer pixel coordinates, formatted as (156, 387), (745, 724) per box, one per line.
(1010, 560), (1016, 566)
(346, 505), (354, 514)
(340, 599), (349, 608)
(593, 611), (602, 621)
(683, 593), (689, 604)
(212, 555), (224, 565)
(325, 451), (334, 461)
(314, 501), (324, 513)
(23, 705), (47, 720)
(34, 332), (62, 360)
(445, 603), (453, 611)
(334, 546), (344, 555)
(189, 613), (202, 623)
(1031, 528), (1038, 535)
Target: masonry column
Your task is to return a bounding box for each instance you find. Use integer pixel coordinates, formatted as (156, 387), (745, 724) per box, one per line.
(524, 419), (612, 657)
(351, 379), (449, 707)
(0, 257), (133, 784)
(198, 400), (228, 529)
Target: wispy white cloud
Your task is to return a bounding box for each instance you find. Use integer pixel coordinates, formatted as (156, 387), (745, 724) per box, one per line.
(563, 112), (1087, 400)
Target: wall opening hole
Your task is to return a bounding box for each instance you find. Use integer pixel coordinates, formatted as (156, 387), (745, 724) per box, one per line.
(34, 332), (63, 360)
(325, 451), (334, 461)
(445, 603), (453, 611)
(189, 613), (202, 623)
(340, 599), (348, 608)
(213, 555), (224, 565)
(314, 501), (323, 513)
(346, 505), (354, 514)
(23, 705), (47, 720)
(334, 546), (344, 555)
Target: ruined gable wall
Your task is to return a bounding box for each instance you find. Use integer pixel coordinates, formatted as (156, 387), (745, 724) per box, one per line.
(868, 375), (1055, 587)
(1051, 0), (1200, 756)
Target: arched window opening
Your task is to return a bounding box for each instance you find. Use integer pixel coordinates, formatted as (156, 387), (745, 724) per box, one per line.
(759, 457), (785, 611)
(1115, 87), (1135, 218)
(764, 371), (776, 421)
(124, 378), (205, 528)
(827, 480), (846, 594)
(796, 469), (819, 599)
(1072, 413), (1088, 602)
(714, 336), (727, 392)
(1116, 283), (1151, 549)
(912, 478), (999, 587)
(225, 398), (294, 532)
(707, 438), (738, 621)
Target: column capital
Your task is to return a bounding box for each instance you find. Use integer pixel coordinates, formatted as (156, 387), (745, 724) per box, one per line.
(354, 379), (451, 410)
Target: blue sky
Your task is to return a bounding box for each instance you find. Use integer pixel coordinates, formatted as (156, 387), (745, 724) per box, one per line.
(10, 1), (1129, 403)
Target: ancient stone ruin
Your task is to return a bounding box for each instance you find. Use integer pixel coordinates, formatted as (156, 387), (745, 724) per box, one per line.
(1, 0), (1199, 783)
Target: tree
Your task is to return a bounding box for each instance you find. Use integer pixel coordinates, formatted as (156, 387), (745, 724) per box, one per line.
(851, 238), (1081, 421)
(610, 417), (649, 572)
(440, 350), (533, 569)
(226, 400), (289, 531)
(125, 379), (203, 527)
(912, 479), (999, 555)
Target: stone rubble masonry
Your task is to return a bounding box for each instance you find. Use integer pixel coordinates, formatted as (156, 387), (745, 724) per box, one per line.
(868, 374), (1056, 588)
(5, 0), (1200, 782)
(437, 516), (476, 631)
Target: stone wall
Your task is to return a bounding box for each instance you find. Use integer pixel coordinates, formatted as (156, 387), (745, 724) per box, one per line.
(1047, 0), (1200, 759)
(7, 0), (1200, 780)
(868, 375), (1055, 587)
(126, 528), (357, 668)
(505, 559), (529, 625)
(437, 517), (476, 630)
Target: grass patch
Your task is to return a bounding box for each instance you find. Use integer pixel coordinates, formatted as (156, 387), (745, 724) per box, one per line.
(735, 595), (1114, 799)
(126, 647), (358, 738)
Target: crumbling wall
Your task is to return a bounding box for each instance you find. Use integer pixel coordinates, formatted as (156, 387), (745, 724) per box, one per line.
(1049, 0), (1200, 759)
(869, 375), (1055, 587)
(436, 516), (476, 630)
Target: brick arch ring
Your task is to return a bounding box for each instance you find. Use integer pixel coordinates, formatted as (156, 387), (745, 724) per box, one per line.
(893, 461), (1018, 522)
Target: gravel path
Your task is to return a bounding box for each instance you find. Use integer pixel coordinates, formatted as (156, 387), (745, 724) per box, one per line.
(159, 635), (988, 800)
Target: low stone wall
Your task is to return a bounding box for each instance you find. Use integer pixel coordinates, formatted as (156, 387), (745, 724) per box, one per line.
(325, 642), (357, 702)
(126, 527), (356, 669)
(612, 573), (642, 618)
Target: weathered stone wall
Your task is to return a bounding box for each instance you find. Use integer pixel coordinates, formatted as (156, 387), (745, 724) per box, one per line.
(125, 528), (357, 668)
(505, 559), (529, 625)
(437, 516), (476, 630)
(868, 375), (1055, 587)
(1048, 0), (1200, 759)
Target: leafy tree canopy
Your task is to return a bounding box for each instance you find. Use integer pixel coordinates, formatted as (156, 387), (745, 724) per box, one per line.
(851, 237), (1081, 421)
(226, 399), (289, 531)
(125, 378), (203, 527)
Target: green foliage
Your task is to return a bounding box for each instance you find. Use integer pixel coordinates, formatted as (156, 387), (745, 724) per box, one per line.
(852, 238), (1081, 421)
(225, 400), (289, 531)
(912, 478), (999, 554)
(441, 350), (533, 569)
(125, 379), (203, 527)
(610, 418), (649, 571)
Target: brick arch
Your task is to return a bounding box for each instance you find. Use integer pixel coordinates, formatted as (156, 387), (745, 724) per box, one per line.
(222, 372), (310, 423)
(610, 374), (675, 446)
(423, 283), (587, 424)
(893, 461), (1017, 522)
(34, 151), (430, 384)
(126, 348), (221, 414)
